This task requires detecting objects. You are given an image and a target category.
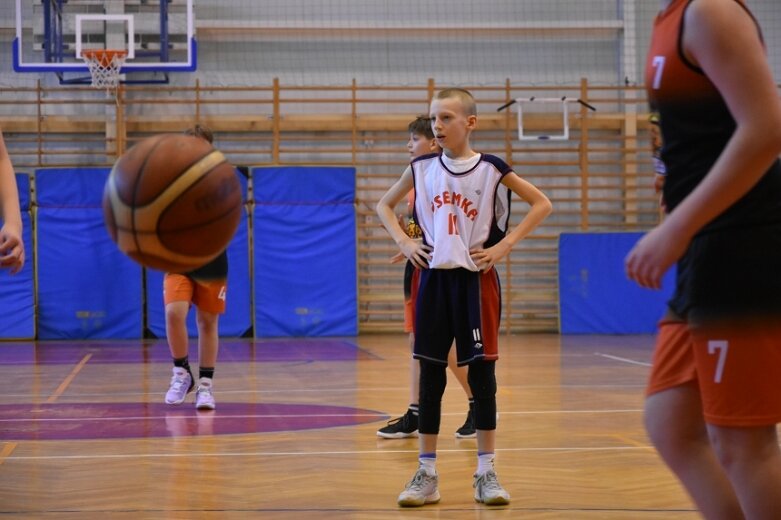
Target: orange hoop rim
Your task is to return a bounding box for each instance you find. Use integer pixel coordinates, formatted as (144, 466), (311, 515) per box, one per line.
(82, 49), (128, 67)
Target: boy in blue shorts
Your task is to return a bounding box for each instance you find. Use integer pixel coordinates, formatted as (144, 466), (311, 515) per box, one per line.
(377, 88), (552, 506)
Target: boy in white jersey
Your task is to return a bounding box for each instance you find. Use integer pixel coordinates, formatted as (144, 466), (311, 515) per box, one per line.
(377, 88), (552, 507)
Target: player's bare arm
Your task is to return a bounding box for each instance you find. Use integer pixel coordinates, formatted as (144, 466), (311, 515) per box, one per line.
(626, 0), (781, 289)
(470, 172), (552, 271)
(668, 0), (781, 237)
(0, 130), (24, 274)
(377, 166), (432, 269)
(389, 212), (410, 264)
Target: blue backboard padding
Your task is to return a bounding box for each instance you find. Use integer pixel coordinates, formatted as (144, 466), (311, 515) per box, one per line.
(0, 211), (34, 339)
(253, 166), (356, 203)
(558, 232), (676, 334)
(35, 168), (142, 339)
(252, 166), (357, 337)
(145, 211), (252, 338)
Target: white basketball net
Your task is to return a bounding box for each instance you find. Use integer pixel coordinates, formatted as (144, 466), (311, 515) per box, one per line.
(82, 51), (127, 92)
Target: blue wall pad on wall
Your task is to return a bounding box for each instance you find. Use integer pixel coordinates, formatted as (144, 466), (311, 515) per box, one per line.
(146, 169), (251, 338)
(558, 232), (676, 334)
(0, 173), (35, 339)
(252, 166), (357, 337)
(35, 168), (143, 339)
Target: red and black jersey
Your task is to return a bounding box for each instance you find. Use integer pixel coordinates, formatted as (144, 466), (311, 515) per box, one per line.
(646, 0), (781, 232)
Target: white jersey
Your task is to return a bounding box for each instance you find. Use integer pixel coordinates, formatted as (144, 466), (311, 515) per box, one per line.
(412, 153), (512, 271)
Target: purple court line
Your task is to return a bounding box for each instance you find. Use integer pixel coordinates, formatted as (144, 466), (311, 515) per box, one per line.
(0, 402), (389, 440)
(0, 339), (389, 440)
(0, 338), (380, 365)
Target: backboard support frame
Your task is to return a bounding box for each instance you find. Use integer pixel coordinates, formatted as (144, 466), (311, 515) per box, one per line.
(518, 97), (571, 141)
(496, 96), (597, 141)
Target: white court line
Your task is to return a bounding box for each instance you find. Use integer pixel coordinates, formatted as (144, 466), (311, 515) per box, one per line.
(0, 409), (642, 423)
(5, 445), (654, 461)
(0, 383), (646, 400)
(0, 413), (385, 423)
(594, 352), (651, 367)
(506, 409), (642, 414)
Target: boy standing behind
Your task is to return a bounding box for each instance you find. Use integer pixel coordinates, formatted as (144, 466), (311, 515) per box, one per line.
(377, 115), (476, 440)
(163, 124), (228, 410)
(377, 88), (552, 506)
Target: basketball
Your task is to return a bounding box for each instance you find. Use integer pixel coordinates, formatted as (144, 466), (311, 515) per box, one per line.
(102, 133), (242, 273)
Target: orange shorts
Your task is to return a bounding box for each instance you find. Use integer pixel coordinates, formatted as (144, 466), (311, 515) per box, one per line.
(647, 318), (781, 427)
(403, 267), (420, 334)
(163, 273), (227, 314)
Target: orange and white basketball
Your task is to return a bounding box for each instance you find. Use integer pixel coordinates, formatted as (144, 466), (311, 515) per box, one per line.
(102, 133), (242, 273)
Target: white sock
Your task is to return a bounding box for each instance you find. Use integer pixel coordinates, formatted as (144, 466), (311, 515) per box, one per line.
(476, 452), (495, 475)
(419, 453), (437, 475)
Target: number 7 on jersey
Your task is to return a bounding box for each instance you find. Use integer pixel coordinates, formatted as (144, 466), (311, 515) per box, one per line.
(651, 56), (665, 90)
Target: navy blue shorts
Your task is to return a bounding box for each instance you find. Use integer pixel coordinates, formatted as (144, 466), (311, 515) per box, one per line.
(413, 267), (501, 366)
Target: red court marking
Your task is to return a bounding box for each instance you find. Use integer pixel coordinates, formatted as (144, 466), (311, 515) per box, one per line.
(46, 354), (92, 404)
(0, 443), (17, 465)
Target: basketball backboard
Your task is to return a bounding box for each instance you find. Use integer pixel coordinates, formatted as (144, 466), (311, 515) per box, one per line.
(13, 0), (197, 84)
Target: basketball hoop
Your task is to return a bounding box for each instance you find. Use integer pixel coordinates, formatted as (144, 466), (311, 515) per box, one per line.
(81, 49), (127, 92)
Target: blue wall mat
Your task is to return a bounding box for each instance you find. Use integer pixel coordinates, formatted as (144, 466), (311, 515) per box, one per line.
(146, 169), (251, 338)
(36, 168), (143, 339)
(16, 172), (30, 209)
(0, 173), (35, 339)
(252, 166), (357, 337)
(558, 232), (676, 334)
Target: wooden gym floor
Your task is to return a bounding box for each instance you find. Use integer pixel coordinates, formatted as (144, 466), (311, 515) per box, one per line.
(0, 333), (700, 519)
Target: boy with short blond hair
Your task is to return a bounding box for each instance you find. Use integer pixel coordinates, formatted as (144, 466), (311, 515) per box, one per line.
(377, 88), (552, 506)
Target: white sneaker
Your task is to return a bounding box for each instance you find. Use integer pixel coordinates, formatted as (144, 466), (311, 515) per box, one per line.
(397, 467), (440, 507)
(164, 367), (193, 405)
(473, 470), (510, 505)
(195, 377), (216, 410)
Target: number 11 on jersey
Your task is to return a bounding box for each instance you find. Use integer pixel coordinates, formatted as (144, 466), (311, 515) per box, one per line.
(448, 213), (459, 235)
